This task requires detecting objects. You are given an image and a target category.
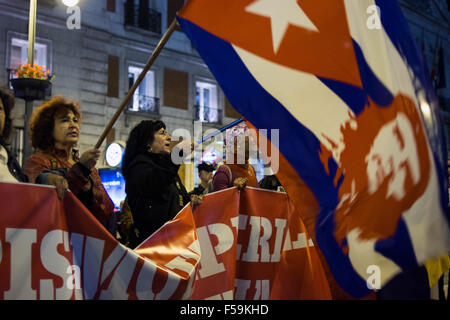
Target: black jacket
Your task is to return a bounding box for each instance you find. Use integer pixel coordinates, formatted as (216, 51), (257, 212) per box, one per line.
(124, 152), (190, 248)
(188, 185), (205, 197)
(2, 145), (28, 183)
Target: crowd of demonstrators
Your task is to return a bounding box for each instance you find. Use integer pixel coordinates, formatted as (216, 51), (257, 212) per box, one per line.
(1, 87), (447, 300)
(121, 120), (200, 249)
(0, 88), (27, 183)
(23, 95), (116, 235)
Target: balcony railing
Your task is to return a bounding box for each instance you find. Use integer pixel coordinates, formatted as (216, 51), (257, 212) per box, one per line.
(195, 104), (222, 124)
(125, 93), (160, 116)
(124, 2), (161, 34)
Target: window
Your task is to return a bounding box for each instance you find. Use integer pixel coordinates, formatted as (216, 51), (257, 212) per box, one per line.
(195, 81), (220, 123)
(127, 65), (158, 113)
(124, 0), (161, 34)
(9, 38), (47, 72)
(6, 32), (52, 81)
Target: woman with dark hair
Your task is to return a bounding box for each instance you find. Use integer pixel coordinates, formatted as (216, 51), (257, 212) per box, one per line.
(24, 95), (115, 233)
(122, 120), (199, 248)
(0, 87), (27, 182)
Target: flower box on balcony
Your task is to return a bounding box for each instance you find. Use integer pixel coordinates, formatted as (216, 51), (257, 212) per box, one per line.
(10, 78), (52, 101)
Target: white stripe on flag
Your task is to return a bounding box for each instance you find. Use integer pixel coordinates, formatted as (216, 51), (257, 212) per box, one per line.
(233, 44), (354, 165)
(343, 0), (418, 105)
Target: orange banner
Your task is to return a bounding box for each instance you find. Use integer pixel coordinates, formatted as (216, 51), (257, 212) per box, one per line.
(0, 182), (330, 299)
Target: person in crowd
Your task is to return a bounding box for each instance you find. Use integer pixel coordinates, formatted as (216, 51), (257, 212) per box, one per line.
(24, 95), (115, 234)
(117, 199), (134, 247)
(211, 134), (258, 192)
(189, 162), (214, 196)
(0, 87), (27, 182)
(121, 120), (200, 248)
(259, 174), (284, 192)
(258, 165), (285, 192)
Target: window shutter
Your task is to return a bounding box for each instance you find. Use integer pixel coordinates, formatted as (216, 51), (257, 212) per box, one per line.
(106, 0), (115, 12)
(163, 68), (188, 110)
(107, 55), (119, 98)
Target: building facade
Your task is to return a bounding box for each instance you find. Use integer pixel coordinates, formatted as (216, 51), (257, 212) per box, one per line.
(0, 0), (448, 191)
(399, 0), (450, 151)
(0, 0), (244, 190)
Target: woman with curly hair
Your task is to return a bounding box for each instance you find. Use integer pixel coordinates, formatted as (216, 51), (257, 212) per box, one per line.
(0, 87), (27, 182)
(24, 95), (115, 233)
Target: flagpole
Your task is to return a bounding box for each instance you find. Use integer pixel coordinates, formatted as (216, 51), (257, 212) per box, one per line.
(95, 18), (178, 149)
(198, 118), (244, 143)
(186, 118), (245, 161)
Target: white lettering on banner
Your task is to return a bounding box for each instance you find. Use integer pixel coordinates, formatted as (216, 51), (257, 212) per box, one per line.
(242, 217), (262, 262)
(282, 228), (292, 251)
(292, 232), (307, 250)
(242, 216), (273, 262)
(165, 240), (201, 275)
(230, 215), (248, 259)
(282, 231), (314, 252)
(4, 228), (37, 300)
(135, 257), (180, 300)
(100, 244), (128, 284)
(234, 278), (251, 299)
(180, 240), (202, 299)
(207, 223), (234, 255)
(199, 215), (307, 276)
(260, 218), (272, 262)
(0, 213), (314, 300)
(253, 280), (270, 300)
(135, 258), (157, 299)
(271, 218), (287, 262)
(40, 230), (73, 300)
(83, 236), (104, 299)
(99, 249), (139, 299)
(39, 280), (53, 300)
(196, 226), (226, 278)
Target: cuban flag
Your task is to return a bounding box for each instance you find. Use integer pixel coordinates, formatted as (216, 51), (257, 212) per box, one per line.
(177, 0), (450, 297)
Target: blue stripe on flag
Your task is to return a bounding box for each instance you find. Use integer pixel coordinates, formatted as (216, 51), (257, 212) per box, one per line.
(351, 40), (394, 107)
(317, 39), (395, 116)
(375, 218), (418, 269)
(317, 77), (367, 115)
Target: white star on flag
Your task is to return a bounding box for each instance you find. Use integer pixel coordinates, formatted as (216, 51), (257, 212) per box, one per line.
(245, 0), (319, 54)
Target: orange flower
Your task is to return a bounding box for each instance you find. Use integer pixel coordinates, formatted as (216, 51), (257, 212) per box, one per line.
(15, 62), (51, 80)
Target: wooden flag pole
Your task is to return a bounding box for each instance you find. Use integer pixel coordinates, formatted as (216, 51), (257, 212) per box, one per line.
(95, 18), (179, 149)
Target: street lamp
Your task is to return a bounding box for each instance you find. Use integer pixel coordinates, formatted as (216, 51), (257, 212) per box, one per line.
(62, 0), (79, 6)
(21, 0), (78, 161)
